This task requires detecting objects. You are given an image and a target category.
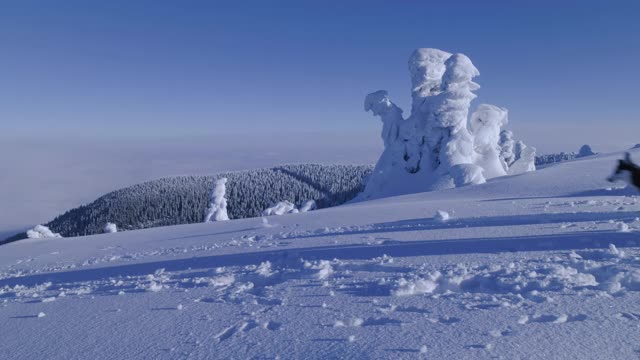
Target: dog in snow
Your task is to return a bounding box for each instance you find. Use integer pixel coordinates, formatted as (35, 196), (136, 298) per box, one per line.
(608, 152), (640, 190)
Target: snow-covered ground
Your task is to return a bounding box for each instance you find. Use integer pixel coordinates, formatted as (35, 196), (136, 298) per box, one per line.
(1, 150), (639, 359)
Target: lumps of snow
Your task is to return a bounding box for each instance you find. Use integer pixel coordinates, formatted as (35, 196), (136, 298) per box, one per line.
(263, 201), (299, 216)
(256, 261), (275, 277)
(37, 312), (46, 318)
(147, 282), (163, 292)
(608, 244), (625, 258)
(359, 48), (535, 200)
(103, 222), (117, 233)
(204, 177), (230, 222)
(27, 225), (62, 239)
(552, 314), (569, 324)
(393, 277), (438, 296)
(434, 210), (451, 222)
(617, 222), (631, 233)
(305, 260), (334, 280)
(210, 275), (235, 287)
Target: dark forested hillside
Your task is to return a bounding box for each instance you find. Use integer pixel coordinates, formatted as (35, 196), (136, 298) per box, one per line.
(6, 164), (372, 241)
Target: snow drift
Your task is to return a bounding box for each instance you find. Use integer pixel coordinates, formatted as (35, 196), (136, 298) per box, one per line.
(359, 48), (535, 200)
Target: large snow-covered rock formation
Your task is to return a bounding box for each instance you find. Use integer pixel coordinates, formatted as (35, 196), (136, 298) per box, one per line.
(360, 48), (535, 200)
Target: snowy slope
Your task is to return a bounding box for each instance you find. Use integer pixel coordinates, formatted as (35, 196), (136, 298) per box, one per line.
(1, 150), (640, 359)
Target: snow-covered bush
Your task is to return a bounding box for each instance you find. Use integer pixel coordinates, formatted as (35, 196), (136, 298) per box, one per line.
(204, 178), (230, 222)
(359, 48), (535, 200)
(26, 225), (62, 239)
(263, 200), (298, 216)
(299, 200), (317, 213)
(103, 222), (117, 233)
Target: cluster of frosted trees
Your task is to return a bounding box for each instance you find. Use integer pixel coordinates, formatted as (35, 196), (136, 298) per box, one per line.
(360, 48), (535, 200)
(3, 164), (371, 241)
(534, 145), (597, 167)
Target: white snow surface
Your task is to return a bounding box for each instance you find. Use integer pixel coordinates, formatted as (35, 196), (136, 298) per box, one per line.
(1, 150), (640, 359)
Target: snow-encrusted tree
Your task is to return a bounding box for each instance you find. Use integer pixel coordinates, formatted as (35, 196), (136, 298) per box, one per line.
(359, 48), (535, 199)
(204, 178), (230, 222)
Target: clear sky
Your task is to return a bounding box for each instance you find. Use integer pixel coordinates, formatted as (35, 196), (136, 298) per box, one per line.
(1, 0), (639, 145)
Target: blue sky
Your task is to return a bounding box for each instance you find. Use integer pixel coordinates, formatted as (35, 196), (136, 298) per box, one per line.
(1, 0), (639, 143)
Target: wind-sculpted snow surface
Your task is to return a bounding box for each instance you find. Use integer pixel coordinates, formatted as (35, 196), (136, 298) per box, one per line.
(360, 48), (535, 200)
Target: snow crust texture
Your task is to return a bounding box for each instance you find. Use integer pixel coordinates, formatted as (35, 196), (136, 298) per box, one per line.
(361, 48), (535, 200)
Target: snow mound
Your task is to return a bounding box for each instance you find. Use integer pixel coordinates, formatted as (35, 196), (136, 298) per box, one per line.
(26, 225), (62, 239)
(359, 48), (535, 200)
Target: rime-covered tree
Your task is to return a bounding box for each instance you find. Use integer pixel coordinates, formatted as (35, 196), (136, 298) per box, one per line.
(204, 178), (230, 222)
(359, 48), (535, 200)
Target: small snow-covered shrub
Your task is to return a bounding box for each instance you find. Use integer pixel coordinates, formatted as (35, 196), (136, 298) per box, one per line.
(26, 225), (62, 239)
(263, 201), (298, 216)
(103, 222), (118, 233)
